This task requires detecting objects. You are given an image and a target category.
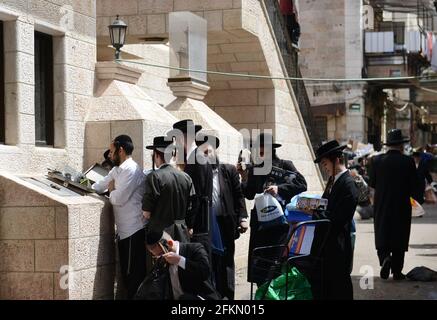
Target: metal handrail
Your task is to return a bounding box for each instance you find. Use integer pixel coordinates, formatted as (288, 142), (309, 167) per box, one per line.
(263, 0), (322, 152)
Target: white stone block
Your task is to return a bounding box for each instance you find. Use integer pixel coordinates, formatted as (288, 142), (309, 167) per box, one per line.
(3, 20), (34, 55)
(139, 0), (174, 14)
(224, 9), (242, 30)
(64, 66), (94, 96)
(97, 0), (138, 16)
(4, 52), (34, 85)
(174, 0), (234, 11)
(19, 113), (36, 145)
(147, 14), (166, 34)
(204, 10), (223, 31)
(128, 15), (148, 36)
(5, 83), (35, 116)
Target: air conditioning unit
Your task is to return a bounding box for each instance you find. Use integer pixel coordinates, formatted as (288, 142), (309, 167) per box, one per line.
(363, 5), (374, 30)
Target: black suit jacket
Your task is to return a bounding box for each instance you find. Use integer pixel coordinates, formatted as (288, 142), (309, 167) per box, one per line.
(178, 242), (220, 300)
(321, 171), (358, 300)
(216, 163), (248, 243)
(413, 158), (433, 204)
(184, 148), (213, 235)
(322, 171), (359, 269)
(242, 157), (307, 207)
(142, 164), (193, 236)
(242, 156), (307, 283)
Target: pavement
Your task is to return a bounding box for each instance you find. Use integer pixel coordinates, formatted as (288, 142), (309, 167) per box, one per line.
(352, 203), (437, 300)
(235, 203), (437, 300)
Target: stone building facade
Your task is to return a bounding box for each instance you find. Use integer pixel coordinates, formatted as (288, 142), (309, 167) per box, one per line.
(299, 0), (366, 143)
(0, 0), (323, 299)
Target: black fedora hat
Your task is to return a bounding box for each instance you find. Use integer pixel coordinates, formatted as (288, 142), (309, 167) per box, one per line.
(384, 129), (410, 146)
(196, 133), (220, 149)
(250, 132), (282, 149)
(314, 140), (347, 163)
(412, 147), (423, 156)
(146, 136), (174, 152)
(146, 230), (164, 246)
(169, 119), (202, 135)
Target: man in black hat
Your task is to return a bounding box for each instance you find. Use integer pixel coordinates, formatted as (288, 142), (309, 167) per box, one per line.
(142, 136), (195, 243)
(237, 132), (307, 285)
(196, 133), (248, 300)
(168, 120), (214, 259)
(144, 230), (220, 300)
(411, 148), (433, 205)
(314, 140), (359, 300)
(369, 129), (417, 280)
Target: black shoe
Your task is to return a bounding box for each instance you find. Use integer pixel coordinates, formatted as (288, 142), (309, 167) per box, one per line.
(380, 257), (391, 280)
(393, 273), (406, 281)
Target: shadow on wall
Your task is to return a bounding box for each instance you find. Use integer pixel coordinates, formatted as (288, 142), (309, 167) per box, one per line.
(92, 198), (117, 300)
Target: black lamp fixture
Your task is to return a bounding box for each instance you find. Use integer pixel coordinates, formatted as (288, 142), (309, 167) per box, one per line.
(108, 15), (127, 60)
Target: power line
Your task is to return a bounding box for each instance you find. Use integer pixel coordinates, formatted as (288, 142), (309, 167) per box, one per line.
(116, 59), (433, 83)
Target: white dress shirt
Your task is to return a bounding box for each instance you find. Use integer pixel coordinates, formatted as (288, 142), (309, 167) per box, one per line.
(187, 142), (197, 164)
(334, 169), (349, 184)
(169, 241), (186, 300)
(212, 168), (221, 215)
(92, 157), (146, 240)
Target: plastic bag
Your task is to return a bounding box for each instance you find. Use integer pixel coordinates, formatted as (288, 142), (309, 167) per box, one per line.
(411, 198), (426, 217)
(406, 266), (437, 282)
(255, 266), (313, 300)
(255, 193), (286, 229)
(424, 184), (437, 204)
(134, 257), (172, 300)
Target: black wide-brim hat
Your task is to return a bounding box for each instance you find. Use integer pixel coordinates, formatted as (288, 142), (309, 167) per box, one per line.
(167, 119), (202, 138)
(314, 140), (347, 163)
(250, 133), (282, 149)
(146, 230), (164, 245)
(146, 136), (174, 152)
(196, 133), (220, 149)
(411, 147), (423, 156)
(384, 129), (410, 146)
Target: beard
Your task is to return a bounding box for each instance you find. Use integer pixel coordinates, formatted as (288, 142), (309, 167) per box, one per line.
(112, 153), (121, 167)
(209, 155), (220, 170)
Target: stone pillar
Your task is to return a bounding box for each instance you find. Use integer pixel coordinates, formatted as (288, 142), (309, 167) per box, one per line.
(3, 17), (35, 146)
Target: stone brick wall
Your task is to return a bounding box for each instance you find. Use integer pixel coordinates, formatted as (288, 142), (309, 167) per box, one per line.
(299, 0), (366, 142)
(120, 44), (176, 107)
(0, 173), (115, 300)
(0, 1), (96, 175)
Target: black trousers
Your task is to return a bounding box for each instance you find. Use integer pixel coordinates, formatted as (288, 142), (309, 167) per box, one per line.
(118, 228), (147, 299)
(211, 250), (235, 300)
(377, 250), (405, 274)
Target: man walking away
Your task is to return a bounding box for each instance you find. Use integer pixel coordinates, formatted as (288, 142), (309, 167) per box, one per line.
(92, 135), (147, 299)
(369, 129), (417, 280)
